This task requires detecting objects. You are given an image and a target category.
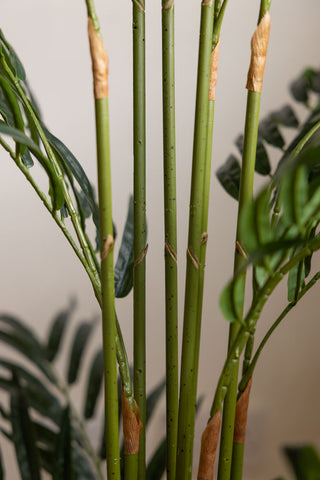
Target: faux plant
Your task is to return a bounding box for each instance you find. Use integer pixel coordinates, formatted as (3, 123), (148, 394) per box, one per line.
(0, 0), (320, 479)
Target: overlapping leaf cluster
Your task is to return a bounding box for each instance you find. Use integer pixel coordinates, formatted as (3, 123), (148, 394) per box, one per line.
(0, 303), (167, 480)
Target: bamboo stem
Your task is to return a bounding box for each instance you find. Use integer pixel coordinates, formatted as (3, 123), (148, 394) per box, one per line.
(132, 0), (146, 476)
(176, 1), (215, 478)
(161, 0), (178, 478)
(218, 6), (271, 479)
(85, 5), (120, 477)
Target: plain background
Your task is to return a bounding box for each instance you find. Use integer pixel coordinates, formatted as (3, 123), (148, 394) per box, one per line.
(1, 0), (320, 478)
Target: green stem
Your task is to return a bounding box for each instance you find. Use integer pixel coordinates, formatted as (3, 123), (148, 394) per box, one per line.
(161, 1), (178, 479)
(217, 90), (261, 480)
(95, 97), (120, 480)
(124, 454), (139, 480)
(238, 270), (320, 395)
(176, 1), (215, 478)
(132, 0), (146, 476)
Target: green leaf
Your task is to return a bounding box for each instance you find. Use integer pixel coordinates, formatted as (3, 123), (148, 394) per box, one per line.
(83, 349), (104, 419)
(42, 126), (99, 240)
(235, 134), (271, 175)
(219, 273), (245, 323)
(287, 260), (305, 302)
(146, 437), (166, 480)
(0, 314), (54, 381)
(46, 299), (76, 362)
(270, 105), (299, 129)
(66, 319), (96, 385)
(290, 73), (310, 104)
(284, 445), (320, 480)
(10, 378), (41, 480)
(53, 406), (74, 480)
(0, 30), (26, 82)
(216, 154), (241, 200)
(259, 117), (285, 149)
(0, 122), (64, 210)
(0, 446), (4, 480)
(115, 195), (134, 298)
(146, 378), (166, 426)
(0, 360), (62, 423)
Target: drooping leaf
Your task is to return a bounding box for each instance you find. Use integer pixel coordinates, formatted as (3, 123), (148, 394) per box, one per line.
(0, 314), (54, 381)
(0, 30), (26, 82)
(284, 445), (320, 480)
(42, 126), (99, 240)
(72, 443), (98, 480)
(216, 154), (241, 200)
(83, 349), (104, 419)
(45, 299), (76, 362)
(10, 377), (41, 480)
(235, 134), (271, 175)
(114, 196), (134, 298)
(146, 378), (166, 426)
(270, 105), (299, 129)
(33, 421), (57, 450)
(0, 122), (64, 210)
(259, 117), (285, 149)
(0, 360), (62, 423)
(53, 405), (74, 480)
(66, 319), (96, 385)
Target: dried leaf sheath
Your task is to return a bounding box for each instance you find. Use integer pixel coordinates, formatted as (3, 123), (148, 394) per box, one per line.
(198, 410), (222, 480)
(87, 18), (109, 99)
(246, 12), (271, 93)
(233, 377), (252, 444)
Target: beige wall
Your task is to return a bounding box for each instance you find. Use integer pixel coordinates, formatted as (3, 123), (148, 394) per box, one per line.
(1, 0), (320, 478)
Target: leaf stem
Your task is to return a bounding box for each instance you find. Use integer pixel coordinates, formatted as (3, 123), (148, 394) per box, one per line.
(218, 3), (271, 476)
(132, 0), (146, 476)
(161, 0), (178, 478)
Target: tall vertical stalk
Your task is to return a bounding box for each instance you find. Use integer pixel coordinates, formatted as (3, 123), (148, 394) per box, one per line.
(175, 1), (215, 478)
(132, 0), (146, 476)
(85, 3), (120, 479)
(161, 0), (178, 479)
(217, 4), (271, 480)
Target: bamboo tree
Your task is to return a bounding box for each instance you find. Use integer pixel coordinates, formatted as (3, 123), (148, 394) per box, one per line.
(85, 2), (120, 478)
(161, 0), (178, 478)
(175, 1), (215, 478)
(217, 3), (271, 480)
(132, 0), (147, 476)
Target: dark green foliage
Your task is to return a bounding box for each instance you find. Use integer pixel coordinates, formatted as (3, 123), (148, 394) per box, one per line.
(220, 144), (320, 323)
(67, 320), (96, 384)
(46, 299), (76, 362)
(0, 447), (4, 480)
(83, 349), (104, 419)
(216, 154), (241, 200)
(53, 406), (74, 480)
(259, 117), (285, 149)
(236, 134), (271, 175)
(284, 445), (320, 480)
(114, 195), (134, 298)
(270, 105), (299, 128)
(10, 377), (41, 480)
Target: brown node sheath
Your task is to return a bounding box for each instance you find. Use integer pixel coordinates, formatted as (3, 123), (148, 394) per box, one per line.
(246, 12), (271, 92)
(197, 410), (222, 480)
(209, 38), (220, 101)
(233, 377), (252, 444)
(87, 17), (109, 99)
(121, 390), (143, 455)
(101, 234), (114, 261)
